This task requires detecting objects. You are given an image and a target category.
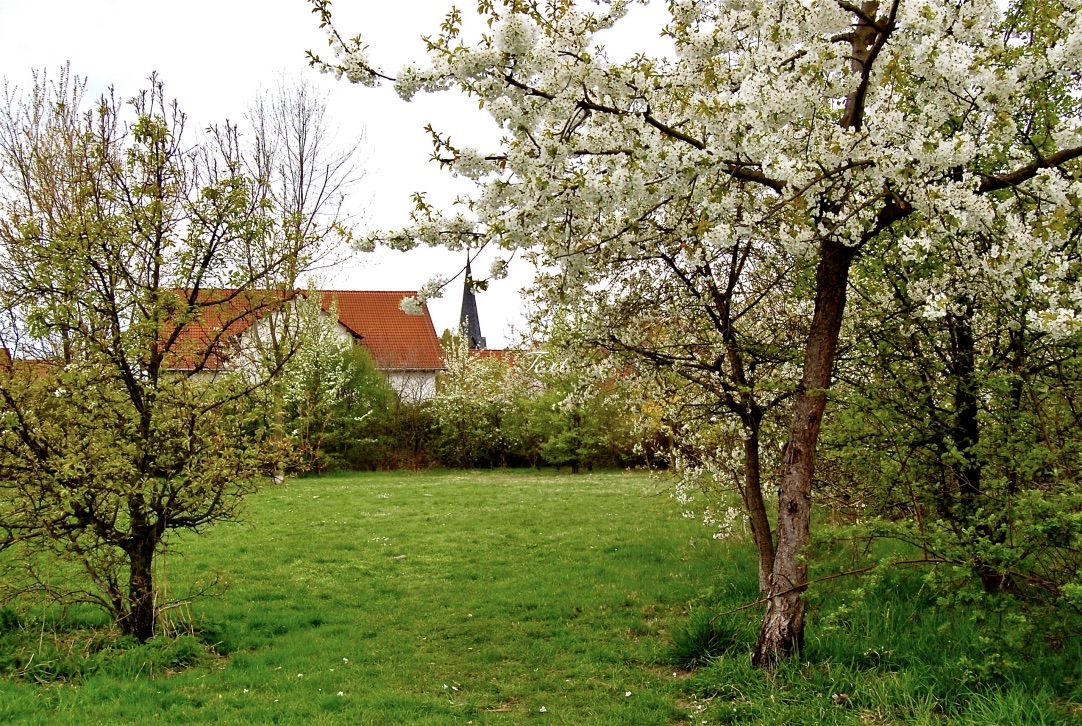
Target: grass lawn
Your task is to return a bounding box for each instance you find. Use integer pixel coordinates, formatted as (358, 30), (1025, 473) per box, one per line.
(1, 469), (1079, 724)
(0, 470), (746, 724)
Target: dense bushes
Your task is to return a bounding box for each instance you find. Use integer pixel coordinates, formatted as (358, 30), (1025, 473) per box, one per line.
(811, 247), (1082, 641)
(426, 336), (644, 470)
(284, 334), (646, 472)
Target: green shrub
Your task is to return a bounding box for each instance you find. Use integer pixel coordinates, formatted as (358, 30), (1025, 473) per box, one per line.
(0, 608), (20, 634)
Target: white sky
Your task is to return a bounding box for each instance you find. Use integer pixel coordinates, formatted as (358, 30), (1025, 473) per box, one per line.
(0, 0), (528, 346)
(0, 0), (670, 347)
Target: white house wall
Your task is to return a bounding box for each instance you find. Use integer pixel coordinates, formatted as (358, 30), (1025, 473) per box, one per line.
(386, 371), (437, 403)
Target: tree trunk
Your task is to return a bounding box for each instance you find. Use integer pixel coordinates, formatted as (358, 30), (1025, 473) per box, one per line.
(124, 536), (157, 642)
(753, 238), (855, 668)
(742, 422), (775, 594)
(949, 307), (982, 513)
(948, 309), (1013, 594)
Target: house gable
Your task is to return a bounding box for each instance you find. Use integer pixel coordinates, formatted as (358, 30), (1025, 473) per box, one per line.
(163, 289), (444, 400)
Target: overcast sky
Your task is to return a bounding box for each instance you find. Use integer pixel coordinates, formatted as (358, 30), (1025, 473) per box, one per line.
(0, 0), (532, 346)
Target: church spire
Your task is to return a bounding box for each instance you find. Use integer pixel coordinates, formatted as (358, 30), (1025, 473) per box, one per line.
(459, 258), (486, 350)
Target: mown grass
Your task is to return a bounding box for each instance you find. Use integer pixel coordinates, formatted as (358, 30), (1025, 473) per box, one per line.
(1, 469), (1079, 724)
(0, 470), (743, 724)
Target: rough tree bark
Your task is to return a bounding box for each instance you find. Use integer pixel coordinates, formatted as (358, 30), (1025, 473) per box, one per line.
(752, 238), (856, 666)
(742, 420), (775, 595)
(124, 532), (158, 642)
(752, 0), (883, 667)
(948, 308), (1014, 594)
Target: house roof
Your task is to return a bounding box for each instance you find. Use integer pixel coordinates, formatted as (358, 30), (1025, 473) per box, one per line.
(164, 289), (443, 373)
(473, 348), (512, 362)
(168, 289), (291, 371)
(319, 291), (443, 371)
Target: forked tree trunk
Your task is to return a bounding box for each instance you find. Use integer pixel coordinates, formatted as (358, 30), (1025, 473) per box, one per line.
(752, 238), (854, 667)
(124, 536), (157, 642)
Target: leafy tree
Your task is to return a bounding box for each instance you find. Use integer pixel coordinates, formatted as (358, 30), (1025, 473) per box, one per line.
(0, 72), (323, 640)
(530, 235), (802, 592)
(241, 78), (359, 477)
(516, 334), (649, 473)
(429, 335), (537, 467)
(277, 293), (396, 472)
(310, 0), (1082, 665)
(821, 221), (1082, 608)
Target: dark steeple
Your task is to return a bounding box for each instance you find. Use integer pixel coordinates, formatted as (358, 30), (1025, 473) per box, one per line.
(459, 258), (486, 350)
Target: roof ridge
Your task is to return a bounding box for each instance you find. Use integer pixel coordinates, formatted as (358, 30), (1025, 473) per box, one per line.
(315, 289), (420, 294)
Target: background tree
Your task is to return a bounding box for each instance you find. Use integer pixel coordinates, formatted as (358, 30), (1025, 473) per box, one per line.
(0, 71), (323, 640)
(241, 78), (360, 474)
(276, 292), (396, 473)
(820, 217), (1082, 607)
(429, 335), (537, 467)
(514, 339), (643, 473)
(311, 0), (1082, 664)
(530, 230), (804, 592)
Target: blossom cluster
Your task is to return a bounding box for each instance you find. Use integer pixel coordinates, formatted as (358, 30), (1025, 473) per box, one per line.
(316, 1), (1079, 338)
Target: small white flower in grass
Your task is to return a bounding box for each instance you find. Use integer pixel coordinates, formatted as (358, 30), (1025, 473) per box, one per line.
(297, 673), (304, 678)
(539, 706), (547, 713)
(338, 691), (344, 697)
(625, 691), (632, 697)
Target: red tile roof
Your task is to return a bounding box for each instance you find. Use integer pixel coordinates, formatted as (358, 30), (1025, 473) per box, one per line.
(318, 291), (443, 371)
(165, 289), (444, 373)
(168, 289), (292, 371)
(473, 348), (513, 362)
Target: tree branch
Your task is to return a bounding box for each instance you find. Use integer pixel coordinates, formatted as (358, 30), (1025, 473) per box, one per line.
(978, 146), (1082, 193)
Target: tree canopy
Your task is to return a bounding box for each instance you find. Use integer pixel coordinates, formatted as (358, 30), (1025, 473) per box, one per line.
(0, 72), (341, 640)
(311, 0), (1082, 664)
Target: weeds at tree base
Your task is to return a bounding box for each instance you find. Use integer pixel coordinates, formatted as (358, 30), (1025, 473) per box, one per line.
(668, 608), (752, 670)
(0, 617), (219, 684)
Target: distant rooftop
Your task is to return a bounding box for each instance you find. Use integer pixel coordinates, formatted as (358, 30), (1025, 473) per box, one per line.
(319, 290), (444, 371)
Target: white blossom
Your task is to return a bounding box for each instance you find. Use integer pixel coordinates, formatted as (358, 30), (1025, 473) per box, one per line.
(495, 15), (539, 56)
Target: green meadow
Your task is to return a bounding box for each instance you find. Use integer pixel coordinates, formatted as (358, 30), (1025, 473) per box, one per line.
(1, 470), (1079, 724)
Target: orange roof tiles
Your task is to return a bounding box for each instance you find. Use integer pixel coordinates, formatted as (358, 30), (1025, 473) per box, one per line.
(473, 348), (513, 362)
(166, 289), (443, 373)
(318, 291), (444, 371)
(168, 289), (292, 371)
